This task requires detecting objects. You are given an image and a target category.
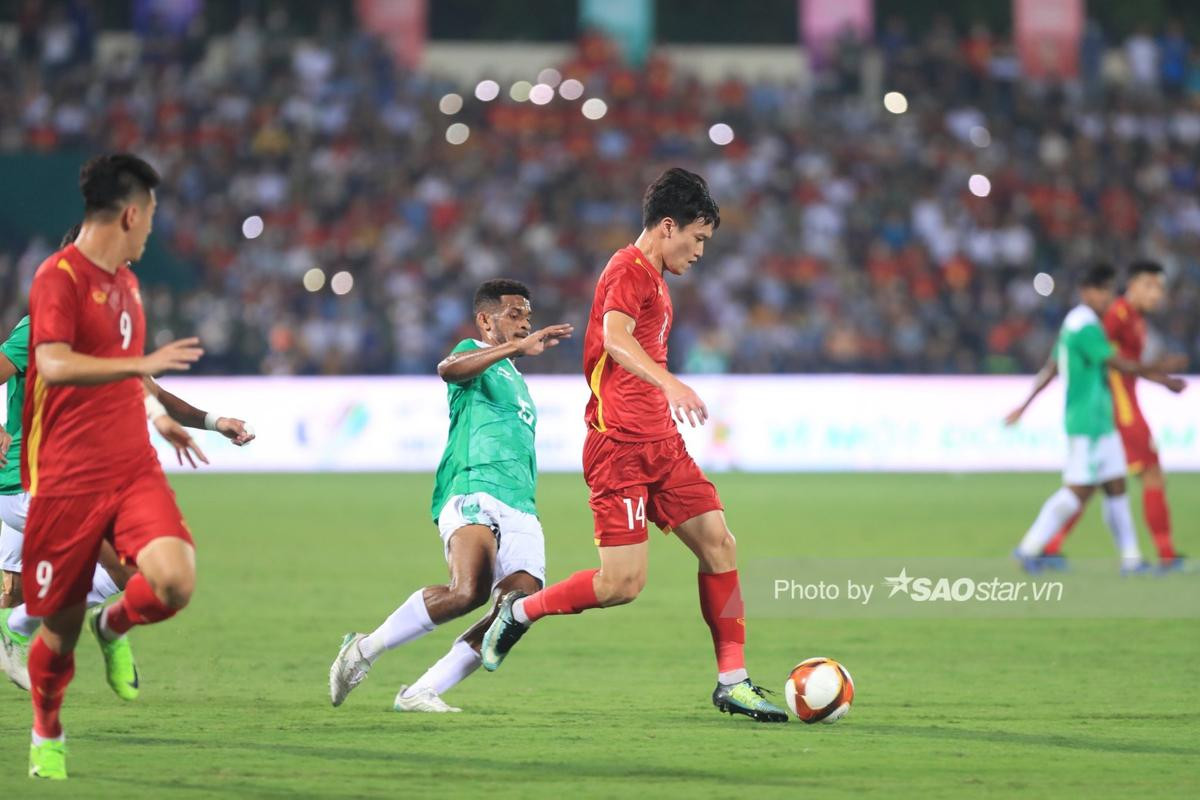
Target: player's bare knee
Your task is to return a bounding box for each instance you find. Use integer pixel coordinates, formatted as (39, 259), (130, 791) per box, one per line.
(598, 572), (645, 606)
(151, 572), (195, 610)
(447, 581), (489, 615)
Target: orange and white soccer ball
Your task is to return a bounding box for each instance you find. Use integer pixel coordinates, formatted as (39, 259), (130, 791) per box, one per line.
(784, 657), (854, 723)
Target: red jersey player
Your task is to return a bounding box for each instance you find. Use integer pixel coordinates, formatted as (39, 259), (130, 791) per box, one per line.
(480, 168), (788, 722)
(21, 154), (226, 779)
(1039, 261), (1188, 570)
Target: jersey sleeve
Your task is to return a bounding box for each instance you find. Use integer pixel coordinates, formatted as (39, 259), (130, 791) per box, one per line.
(29, 261), (79, 348)
(1076, 322), (1115, 365)
(598, 260), (657, 319)
(0, 316), (30, 374)
(450, 339), (481, 355)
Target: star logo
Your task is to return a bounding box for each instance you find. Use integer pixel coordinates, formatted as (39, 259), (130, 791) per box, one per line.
(883, 568), (914, 598)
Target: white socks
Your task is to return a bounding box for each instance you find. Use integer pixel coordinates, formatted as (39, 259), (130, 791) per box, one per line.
(719, 668), (749, 686)
(358, 590), (436, 663)
(403, 640), (481, 699)
(8, 564), (119, 638)
(511, 598), (531, 626)
(1017, 487), (1082, 557)
(1102, 494), (1143, 566)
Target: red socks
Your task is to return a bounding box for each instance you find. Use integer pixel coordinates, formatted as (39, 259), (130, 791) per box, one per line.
(1042, 509), (1083, 556)
(1143, 487), (1175, 560)
(698, 570), (745, 674)
(29, 637), (74, 739)
(520, 569), (600, 623)
(102, 573), (177, 637)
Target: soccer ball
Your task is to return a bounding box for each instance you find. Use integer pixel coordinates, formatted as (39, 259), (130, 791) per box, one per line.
(784, 657), (854, 723)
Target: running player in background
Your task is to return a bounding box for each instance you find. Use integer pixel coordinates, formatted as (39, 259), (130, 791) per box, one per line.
(1035, 261), (1188, 571)
(1007, 263), (1186, 573)
(329, 279), (571, 712)
(19, 153), (241, 780)
(480, 168), (789, 723)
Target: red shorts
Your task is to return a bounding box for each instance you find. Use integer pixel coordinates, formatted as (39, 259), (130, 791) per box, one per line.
(1117, 412), (1159, 473)
(22, 466), (192, 616)
(583, 429), (723, 547)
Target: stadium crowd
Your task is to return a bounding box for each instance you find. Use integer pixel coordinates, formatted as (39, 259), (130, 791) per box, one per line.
(1, 8), (1198, 375)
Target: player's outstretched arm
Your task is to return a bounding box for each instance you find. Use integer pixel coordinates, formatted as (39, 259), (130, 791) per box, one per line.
(1004, 352), (1058, 426)
(144, 385), (209, 468)
(602, 311), (707, 426)
(35, 337), (203, 386)
(1106, 355), (1186, 393)
(143, 377), (256, 445)
(437, 324), (573, 383)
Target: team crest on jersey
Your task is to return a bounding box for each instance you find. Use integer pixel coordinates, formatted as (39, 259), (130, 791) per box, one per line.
(496, 367), (514, 381)
(92, 289), (108, 304)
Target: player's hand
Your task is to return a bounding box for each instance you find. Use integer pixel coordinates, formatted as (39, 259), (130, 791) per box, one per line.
(1003, 407), (1024, 427)
(153, 415), (209, 468)
(663, 377), (708, 427)
(0, 428), (10, 467)
(514, 324), (574, 357)
(216, 417), (256, 446)
(1164, 376), (1187, 394)
(140, 337), (204, 376)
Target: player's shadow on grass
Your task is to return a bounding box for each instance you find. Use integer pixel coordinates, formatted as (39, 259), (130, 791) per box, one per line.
(868, 724), (1197, 757)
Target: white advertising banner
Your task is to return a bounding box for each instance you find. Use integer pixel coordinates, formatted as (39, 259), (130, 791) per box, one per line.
(126, 375), (1199, 474)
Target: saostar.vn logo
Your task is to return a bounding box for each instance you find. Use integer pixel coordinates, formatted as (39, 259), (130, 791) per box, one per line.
(882, 568), (1061, 603)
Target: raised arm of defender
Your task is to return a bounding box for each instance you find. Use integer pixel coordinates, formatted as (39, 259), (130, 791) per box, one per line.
(601, 310), (707, 427)
(437, 324), (573, 384)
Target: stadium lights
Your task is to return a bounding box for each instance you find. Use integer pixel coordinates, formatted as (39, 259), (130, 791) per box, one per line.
(581, 98), (607, 120)
(968, 174), (991, 197)
(558, 78), (584, 100)
(1033, 273), (1055, 296)
(969, 126), (991, 148)
(536, 67), (562, 88)
(708, 123), (734, 146)
(330, 271), (354, 296)
(302, 268), (325, 292)
(883, 91), (908, 114)
(445, 123), (470, 145)
(241, 215), (264, 239)
(474, 79), (500, 102)
(529, 83), (554, 105)
(438, 93), (463, 115)
(509, 81), (532, 102)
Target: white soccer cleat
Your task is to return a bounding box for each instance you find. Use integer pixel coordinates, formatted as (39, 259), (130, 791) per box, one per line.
(329, 633), (371, 707)
(392, 684), (461, 713)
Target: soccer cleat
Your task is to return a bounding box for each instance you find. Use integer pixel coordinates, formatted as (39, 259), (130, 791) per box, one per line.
(1158, 555), (1187, 574)
(1013, 550), (1044, 575)
(393, 684), (461, 713)
(712, 679), (789, 723)
(86, 602), (139, 701)
(0, 607), (31, 691)
(329, 633), (371, 706)
(29, 739), (67, 780)
(1120, 560), (1152, 576)
(1037, 550), (1068, 571)
(480, 591), (529, 672)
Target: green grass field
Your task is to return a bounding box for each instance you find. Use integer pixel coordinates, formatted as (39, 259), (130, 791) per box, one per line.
(4, 473), (1198, 798)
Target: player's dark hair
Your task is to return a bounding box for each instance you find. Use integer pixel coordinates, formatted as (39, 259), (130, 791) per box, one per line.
(1127, 260), (1165, 279)
(79, 153), (160, 218)
(60, 222), (82, 247)
(1081, 262), (1116, 289)
(642, 168), (720, 231)
(474, 279), (530, 313)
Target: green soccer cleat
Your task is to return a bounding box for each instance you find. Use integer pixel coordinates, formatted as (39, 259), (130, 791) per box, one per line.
(86, 601), (139, 701)
(480, 591), (529, 672)
(29, 739), (67, 780)
(712, 679), (789, 723)
(0, 607), (31, 691)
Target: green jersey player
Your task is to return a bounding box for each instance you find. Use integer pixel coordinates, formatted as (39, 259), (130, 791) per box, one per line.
(1007, 263), (1185, 572)
(329, 279), (572, 712)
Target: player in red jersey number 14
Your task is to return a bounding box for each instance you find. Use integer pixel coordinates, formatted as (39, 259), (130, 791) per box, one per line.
(481, 168), (788, 722)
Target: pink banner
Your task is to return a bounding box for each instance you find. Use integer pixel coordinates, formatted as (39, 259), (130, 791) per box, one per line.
(355, 0), (427, 69)
(1015, 0), (1083, 79)
(800, 0), (873, 67)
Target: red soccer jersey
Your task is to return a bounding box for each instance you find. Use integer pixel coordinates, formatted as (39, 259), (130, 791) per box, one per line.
(584, 244), (676, 442)
(22, 245), (157, 497)
(1104, 296), (1146, 426)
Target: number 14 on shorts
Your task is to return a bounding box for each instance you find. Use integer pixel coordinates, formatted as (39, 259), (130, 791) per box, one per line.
(622, 497), (646, 530)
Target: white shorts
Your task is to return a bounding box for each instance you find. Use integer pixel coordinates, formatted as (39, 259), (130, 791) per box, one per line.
(1063, 432), (1127, 486)
(0, 491), (30, 573)
(436, 493), (545, 588)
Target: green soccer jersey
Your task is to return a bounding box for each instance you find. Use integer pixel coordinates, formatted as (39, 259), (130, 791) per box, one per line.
(431, 339), (538, 521)
(1056, 305), (1116, 437)
(0, 316), (30, 495)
